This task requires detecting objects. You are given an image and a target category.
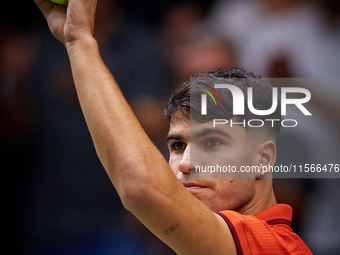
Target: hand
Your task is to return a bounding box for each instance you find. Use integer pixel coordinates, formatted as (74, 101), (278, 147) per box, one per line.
(35, 0), (97, 45)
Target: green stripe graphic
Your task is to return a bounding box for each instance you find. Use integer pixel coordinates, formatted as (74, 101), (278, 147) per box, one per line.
(199, 88), (217, 106)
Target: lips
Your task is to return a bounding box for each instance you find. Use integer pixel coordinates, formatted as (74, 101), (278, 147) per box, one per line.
(182, 182), (207, 191)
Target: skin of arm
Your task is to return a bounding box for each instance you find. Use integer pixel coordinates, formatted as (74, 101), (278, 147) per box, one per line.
(34, 1), (237, 254)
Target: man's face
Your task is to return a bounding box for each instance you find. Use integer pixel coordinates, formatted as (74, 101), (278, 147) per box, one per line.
(166, 112), (257, 213)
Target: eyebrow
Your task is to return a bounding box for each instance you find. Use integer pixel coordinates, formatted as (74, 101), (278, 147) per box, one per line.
(191, 128), (231, 141)
(165, 134), (183, 143)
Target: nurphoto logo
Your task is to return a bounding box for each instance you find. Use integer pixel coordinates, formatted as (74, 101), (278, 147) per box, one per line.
(200, 84), (311, 116)
(199, 83), (312, 128)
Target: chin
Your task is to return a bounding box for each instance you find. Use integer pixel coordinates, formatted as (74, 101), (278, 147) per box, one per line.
(189, 190), (219, 211)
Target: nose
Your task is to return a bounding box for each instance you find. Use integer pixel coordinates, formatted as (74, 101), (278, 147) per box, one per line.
(178, 145), (191, 174)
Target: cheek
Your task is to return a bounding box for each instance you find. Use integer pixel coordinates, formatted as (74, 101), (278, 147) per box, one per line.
(169, 154), (180, 177)
(227, 142), (252, 164)
(226, 143), (253, 170)
(205, 146), (252, 170)
(214, 179), (255, 211)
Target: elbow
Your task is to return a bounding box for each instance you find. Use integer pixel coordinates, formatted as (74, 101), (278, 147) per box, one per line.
(114, 160), (159, 211)
(120, 177), (158, 212)
(107, 154), (171, 212)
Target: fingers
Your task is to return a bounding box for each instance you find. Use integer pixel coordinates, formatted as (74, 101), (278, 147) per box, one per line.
(34, 0), (56, 20)
(34, 0), (98, 44)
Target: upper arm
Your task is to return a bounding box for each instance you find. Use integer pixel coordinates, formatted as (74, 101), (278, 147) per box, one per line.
(124, 172), (237, 255)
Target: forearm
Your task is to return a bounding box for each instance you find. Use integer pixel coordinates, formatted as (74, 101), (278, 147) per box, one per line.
(65, 37), (173, 195)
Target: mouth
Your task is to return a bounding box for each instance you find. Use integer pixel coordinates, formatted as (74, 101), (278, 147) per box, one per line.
(182, 182), (208, 192)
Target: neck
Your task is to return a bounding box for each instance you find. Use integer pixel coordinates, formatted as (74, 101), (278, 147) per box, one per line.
(238, 177), (277, 215)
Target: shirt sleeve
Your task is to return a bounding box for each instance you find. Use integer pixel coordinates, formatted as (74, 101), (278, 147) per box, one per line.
(216, 210), (312, 255)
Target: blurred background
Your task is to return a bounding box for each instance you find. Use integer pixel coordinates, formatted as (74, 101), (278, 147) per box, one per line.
(2, 0), (340, 254)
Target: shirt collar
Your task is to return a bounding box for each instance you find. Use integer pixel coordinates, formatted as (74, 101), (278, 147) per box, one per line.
(255, 204), (293, 227)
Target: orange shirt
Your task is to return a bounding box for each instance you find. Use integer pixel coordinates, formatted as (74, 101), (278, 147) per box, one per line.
(216, 204), (312, 255)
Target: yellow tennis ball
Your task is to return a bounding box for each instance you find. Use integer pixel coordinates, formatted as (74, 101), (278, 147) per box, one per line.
(51, 0), (69, 4)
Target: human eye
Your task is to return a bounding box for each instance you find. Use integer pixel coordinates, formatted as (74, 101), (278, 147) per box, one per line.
(171, 142), (187, 152)
(205, 138), (222, 148)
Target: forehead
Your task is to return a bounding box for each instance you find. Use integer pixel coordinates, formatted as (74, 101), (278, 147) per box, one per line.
(169, 112), (190, 136)
(169, 112), (247, 141)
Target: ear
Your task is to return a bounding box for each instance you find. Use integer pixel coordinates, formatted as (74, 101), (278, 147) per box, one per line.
(252, 140), (277, 177)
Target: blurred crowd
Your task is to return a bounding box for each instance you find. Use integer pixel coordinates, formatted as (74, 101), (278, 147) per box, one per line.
(2, 0), (340, 254)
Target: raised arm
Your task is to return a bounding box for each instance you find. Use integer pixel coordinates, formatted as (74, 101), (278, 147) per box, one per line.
(34, 1), (236, 254)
